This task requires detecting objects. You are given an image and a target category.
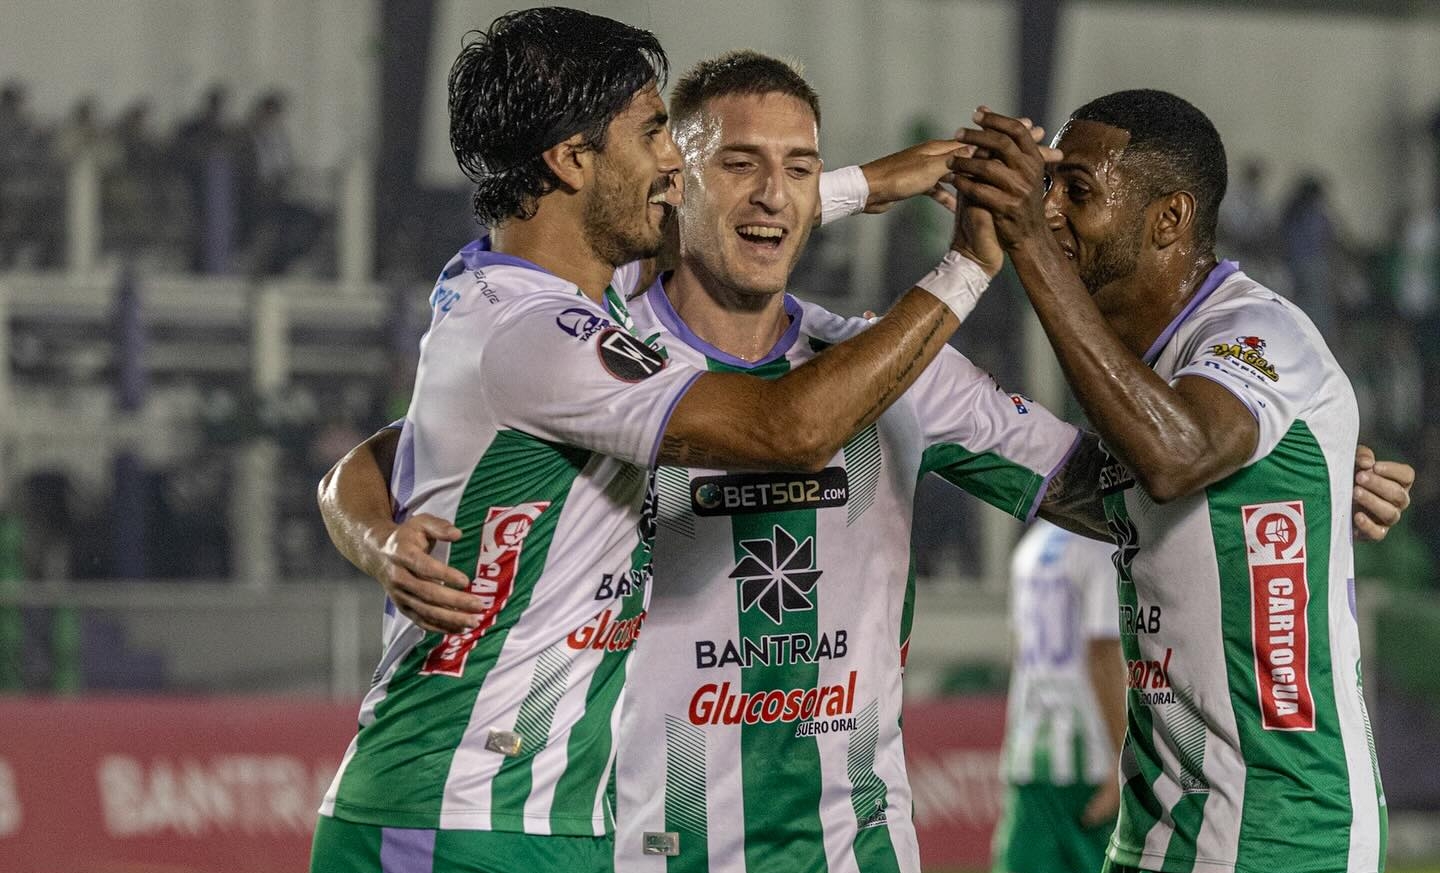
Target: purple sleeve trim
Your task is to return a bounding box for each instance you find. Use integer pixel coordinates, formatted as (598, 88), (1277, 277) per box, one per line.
(1026, 428), (1084, 522)
(1175, 367), (1265, 466)
(1142, 260), (1240, 364)
(648, 370), (705, 468)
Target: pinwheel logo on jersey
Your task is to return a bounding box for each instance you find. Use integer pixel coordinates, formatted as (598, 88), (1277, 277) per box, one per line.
(1107, 514), (1140, 584)
(729, 525), (822, 624)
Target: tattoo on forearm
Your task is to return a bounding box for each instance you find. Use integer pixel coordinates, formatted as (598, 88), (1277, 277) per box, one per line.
(657, 434), (732, 470)
(1038, 432), (1109, 540)
(848, 309), (948, 433)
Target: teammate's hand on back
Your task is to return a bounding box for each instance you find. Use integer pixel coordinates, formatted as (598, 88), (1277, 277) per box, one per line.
(369, 513), (482, 634)
(1352, 445), (1414, 542)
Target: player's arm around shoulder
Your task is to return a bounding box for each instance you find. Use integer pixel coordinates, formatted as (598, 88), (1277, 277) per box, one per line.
(1037, 432), (1109, 540)
(913, 349), (1084, 522)
(655, 302), (957, 472)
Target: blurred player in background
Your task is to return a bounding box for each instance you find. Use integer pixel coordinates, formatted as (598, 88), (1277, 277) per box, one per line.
(994, 520), (1124, 873)
(309, 8), (1009, 873)
(956, 90), (1411, 873)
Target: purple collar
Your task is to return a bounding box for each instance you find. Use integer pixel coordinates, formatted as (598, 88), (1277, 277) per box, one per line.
(458, 235), (557, 276)
(1141, 260), (1240, 365)
(644, 275), (803, 369)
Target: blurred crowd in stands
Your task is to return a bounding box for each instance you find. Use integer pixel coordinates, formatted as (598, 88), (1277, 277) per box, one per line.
(0, 80), (325, 275)
(2, 84), (1439, 597)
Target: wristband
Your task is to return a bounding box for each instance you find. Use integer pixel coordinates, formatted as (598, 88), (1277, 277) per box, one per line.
(818, 165), (869, 226)
(913, 250), (991, 322)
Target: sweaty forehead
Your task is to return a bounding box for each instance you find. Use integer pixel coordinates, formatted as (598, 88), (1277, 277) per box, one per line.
(702, 92), (818, 150)
(1054, 119), (1131, 178)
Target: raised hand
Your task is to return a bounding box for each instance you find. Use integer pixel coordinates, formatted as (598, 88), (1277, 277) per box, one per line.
(952, 107), (1055, 249)
(950, 187), (1004, 278)
(863, 118), (1059, 216)
(858, 138), (969, 214)
(948, 117), (1056, 277)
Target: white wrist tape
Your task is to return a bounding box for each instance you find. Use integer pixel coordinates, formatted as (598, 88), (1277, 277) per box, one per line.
(913, 250), (991, 322)
(818, 165), (869, 226)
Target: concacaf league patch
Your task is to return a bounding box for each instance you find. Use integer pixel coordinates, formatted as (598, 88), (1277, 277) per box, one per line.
(597, 328), (666, 382)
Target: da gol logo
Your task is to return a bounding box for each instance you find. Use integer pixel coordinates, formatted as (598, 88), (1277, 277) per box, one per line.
(1208, 335), (1279, 382)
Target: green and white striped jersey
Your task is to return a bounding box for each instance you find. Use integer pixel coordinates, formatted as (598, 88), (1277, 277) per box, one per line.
(612, 281), (1080, 873)
(1004, 520), (1119, 788)
(1100, 262), (1385, 873)
(319, 240), (700, 837)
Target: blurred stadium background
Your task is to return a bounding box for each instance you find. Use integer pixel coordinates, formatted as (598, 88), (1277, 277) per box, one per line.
(1, 0), (1438, 870)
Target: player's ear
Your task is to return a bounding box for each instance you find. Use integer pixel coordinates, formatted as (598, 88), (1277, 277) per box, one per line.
(542, 132), (593, 193)
(1151, 190), (1195, 249)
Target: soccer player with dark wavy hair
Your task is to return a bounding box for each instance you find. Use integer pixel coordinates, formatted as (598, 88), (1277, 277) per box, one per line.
(309, 8), (1016, 872)
(447, 6), (671, 252)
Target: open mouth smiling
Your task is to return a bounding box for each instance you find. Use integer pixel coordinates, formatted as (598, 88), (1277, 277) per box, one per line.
(736, 224), (786, 250)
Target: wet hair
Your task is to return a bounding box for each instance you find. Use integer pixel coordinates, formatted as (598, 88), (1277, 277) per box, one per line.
(448, 7), (668, 226)
(1070, 89), (1227, 252)
(668, 50), (821, 130)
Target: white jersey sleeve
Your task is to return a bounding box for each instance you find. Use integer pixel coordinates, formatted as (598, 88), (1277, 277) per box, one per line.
(1169, 296), (1322, 465)
(912, 346), (1080, 520)
(482, 290), (701, 468)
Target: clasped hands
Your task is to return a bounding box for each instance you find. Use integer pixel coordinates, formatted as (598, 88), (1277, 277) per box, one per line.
(950, 106), (1060, 251)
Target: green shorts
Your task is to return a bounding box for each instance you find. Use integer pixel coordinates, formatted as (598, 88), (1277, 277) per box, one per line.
(310, 815), (614, 873)
(991, 782), (1115, 873)
(1099, 860), (1155, 873)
